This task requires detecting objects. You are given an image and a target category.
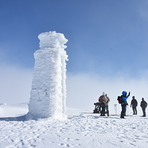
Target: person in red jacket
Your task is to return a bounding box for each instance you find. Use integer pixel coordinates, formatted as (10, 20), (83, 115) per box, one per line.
(98, 92), (110, 116)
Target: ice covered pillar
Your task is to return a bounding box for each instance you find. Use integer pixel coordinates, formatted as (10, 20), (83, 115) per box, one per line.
(28, 31), (68, 119)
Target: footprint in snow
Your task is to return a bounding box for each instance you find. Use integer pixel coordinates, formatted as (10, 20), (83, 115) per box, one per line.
(119, 140), (124, 143)
(130, 142), (136, 146)
(65, 137), (73, 141)
(60, 143), (72, 147)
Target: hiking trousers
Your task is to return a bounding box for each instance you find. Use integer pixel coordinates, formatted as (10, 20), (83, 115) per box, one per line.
(105, 105), (109, 116)
(101, 106), (105, 116)
(142, 107), (146, 117)
(121, 104), (126, 118)
(132, 106), (137, 115)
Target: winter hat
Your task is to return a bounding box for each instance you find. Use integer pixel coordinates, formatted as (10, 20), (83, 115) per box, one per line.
(122, 91), (127, 96)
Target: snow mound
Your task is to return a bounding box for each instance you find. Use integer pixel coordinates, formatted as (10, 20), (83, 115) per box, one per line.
(0, 104), (28, 117)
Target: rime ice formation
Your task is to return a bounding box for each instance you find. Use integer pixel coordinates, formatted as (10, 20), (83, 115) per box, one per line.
(28, 31), (68, 119)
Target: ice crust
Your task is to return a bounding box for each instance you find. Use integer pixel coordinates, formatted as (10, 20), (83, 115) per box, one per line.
(29, 31), (68, 119)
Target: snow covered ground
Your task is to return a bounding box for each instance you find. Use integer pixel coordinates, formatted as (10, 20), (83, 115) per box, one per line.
(0, 104), (148, 148)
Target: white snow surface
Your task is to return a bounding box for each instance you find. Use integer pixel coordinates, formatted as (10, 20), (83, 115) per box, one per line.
(29, 31), (68, 119)
(38, 31), (68, 49)
(0, 104), (148, 148)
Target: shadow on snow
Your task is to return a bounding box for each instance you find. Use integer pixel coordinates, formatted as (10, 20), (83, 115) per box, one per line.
(0, 114), (28, 121)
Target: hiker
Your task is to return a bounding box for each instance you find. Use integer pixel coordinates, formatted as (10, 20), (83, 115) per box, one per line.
(98, 93), (105, 116)
(98, 92), (110, 116)
(120, 91), (130, 118)
(104, 94), (110, 116)
(140, 98), (147, 117)
(130, 96), (138, 115)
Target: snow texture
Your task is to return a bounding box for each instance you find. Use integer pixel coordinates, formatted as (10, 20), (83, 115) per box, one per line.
(0, 104), (148, 148)
(29, 31), (68, 119)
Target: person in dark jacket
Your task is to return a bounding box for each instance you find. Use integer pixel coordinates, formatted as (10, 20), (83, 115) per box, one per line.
(130, 96), (138, 115)
(120, 91), (130, 118)
(140, 98), (147, 117)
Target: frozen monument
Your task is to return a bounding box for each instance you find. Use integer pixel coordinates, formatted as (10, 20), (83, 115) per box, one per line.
(28, 31), (68, 119)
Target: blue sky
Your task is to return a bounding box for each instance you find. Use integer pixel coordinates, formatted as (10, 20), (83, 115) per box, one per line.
(1, 0), (148, 76)
(1, 0), (148, 109)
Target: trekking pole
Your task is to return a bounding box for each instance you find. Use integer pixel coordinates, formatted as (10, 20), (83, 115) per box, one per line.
(114, 104), (117, 115)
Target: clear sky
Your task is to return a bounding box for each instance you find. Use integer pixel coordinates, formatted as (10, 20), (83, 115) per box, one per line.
(0, 0), (148, 110)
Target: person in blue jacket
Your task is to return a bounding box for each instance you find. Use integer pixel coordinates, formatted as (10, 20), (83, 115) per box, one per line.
(120, 91), (130, 118)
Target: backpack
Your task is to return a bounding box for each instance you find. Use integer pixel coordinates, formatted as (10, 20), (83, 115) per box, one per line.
(99, 95), (104, 102)
(99, 95), (106, 107)
(117, 96), (123, 104)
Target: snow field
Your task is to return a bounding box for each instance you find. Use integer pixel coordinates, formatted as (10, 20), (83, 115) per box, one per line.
(0, 107), (148, 148)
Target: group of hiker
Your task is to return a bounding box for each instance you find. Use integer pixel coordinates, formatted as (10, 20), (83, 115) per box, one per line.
(93, 92), (110, 116)
(93, 91), (147, 119)
(119, 91), (147, 118)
